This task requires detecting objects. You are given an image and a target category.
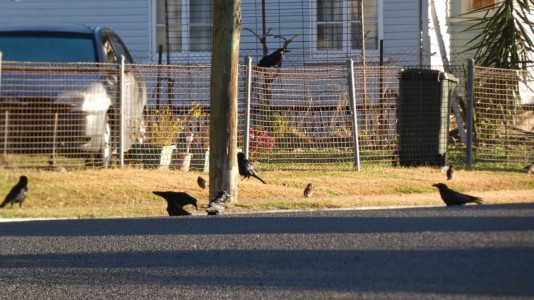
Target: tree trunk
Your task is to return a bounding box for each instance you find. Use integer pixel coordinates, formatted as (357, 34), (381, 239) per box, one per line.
(209, 0), (241, 202)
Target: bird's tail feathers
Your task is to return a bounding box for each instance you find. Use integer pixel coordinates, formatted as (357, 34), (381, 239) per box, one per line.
(254, 174), (267, 184)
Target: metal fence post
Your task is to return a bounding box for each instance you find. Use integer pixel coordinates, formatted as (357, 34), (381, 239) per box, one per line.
(466, 58), (474, 169)
(0, 51), (3, 96)
(0, 52), (2, 96)
(243, 56), (253, 159)
(2, 111), (7, 157)
(347, 59), (361, 172)
(119, 55), (126, 168)
(0, 52), (5, 158)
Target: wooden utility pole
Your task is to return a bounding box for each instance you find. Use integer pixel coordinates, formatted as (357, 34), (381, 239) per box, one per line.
(209, 0), (241, 201)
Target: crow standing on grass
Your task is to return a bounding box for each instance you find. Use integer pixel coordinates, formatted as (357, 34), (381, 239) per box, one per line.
(257, 48), (289, 68)
(152, 191), (198, 216)
(206, 191), (230, 215)
(432, 183), (483, 206)
(237, 152), (267, 184)
(0, 175), (28, 208)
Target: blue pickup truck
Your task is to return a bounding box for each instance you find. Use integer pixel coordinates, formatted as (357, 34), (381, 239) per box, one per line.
(0, 24), (147, 167)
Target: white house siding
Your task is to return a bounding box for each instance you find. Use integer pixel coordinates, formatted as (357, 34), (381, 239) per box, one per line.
(426, 0), (451, 70)
(0, 0), (151, 60)
(242, 0), (426, 67)
(447, 0), (479, 66)
(382, 0), (425, 66)
(240, 1), (311, 67)
(0, 0), (427, 67)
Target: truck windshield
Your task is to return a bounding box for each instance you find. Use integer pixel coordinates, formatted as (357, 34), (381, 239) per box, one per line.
(0, 33), (97, 62)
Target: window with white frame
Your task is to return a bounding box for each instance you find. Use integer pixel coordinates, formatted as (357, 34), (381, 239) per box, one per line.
(154, 0), (212, 53)
(315, 0), (380, 54)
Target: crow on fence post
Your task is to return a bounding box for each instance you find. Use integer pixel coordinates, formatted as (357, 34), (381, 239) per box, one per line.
(257, 48), (289, 68)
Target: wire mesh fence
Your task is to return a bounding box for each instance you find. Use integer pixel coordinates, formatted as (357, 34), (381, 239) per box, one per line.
(0, 58), (532, 171)
(129, 63), (211, 171)
(246, 64), (400, 170)
(473, 65), (534, 165)
(0, 61), (136, 169)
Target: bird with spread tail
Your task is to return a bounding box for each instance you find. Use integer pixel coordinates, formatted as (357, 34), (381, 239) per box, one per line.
(0, 175), (28, 208)
(152, 191), (198, 216)
(197, 176), (208, 190)
(237, 152), (267, 184)
(304, 183), (313, 198)
(206, 191), (230, 215)
(432, 183), (483, 206)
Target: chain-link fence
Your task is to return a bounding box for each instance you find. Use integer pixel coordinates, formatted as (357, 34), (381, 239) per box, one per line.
(1, 58), (532, 171)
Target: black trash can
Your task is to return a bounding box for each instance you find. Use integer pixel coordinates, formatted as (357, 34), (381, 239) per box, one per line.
(397, 69), (458, 166)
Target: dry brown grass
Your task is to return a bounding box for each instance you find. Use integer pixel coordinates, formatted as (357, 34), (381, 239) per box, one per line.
(0, 165), (532, 219)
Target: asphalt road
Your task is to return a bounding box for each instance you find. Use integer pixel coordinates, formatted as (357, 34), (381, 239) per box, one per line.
(1, 203), (534, 299)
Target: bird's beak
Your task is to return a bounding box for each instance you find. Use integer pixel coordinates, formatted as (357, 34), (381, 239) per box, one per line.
(195, 203), (199, 210)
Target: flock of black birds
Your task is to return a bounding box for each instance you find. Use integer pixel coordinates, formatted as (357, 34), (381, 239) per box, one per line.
(3, 159), (534, 215)
(0, 47), (524, 214)
(153, 152), (269, 216)
(149, 48), (285, 215)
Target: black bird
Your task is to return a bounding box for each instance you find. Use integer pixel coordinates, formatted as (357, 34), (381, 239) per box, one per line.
(237, 152), (267, 184)
(257, 48), (289, 68)
(206, 190), (230, 215)
(152, 191), (198, 216)
(0, 175), (28, 208)
(523, 162), (534, 176)
(197, 176), (208, 190)
(304, 183), (313, 198)
(446, 165), (454, 180)
(432, 183), (483, 206)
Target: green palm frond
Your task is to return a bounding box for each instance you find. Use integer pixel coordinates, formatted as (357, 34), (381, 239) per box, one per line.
(462, 0), (534, 69)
